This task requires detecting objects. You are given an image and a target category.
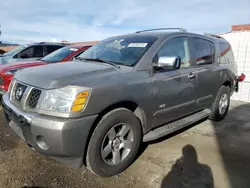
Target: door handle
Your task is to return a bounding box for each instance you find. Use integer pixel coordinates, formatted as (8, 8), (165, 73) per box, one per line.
(188, 73), (195, 79)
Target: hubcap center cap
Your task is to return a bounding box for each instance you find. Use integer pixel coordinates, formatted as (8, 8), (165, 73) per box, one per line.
(113, 137), (121, 149)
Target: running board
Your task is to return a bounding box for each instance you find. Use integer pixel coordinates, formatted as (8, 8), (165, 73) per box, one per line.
(143, 109), (211, 142)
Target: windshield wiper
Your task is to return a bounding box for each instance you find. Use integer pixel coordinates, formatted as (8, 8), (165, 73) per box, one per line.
(74, 57), (86, 62)
(82, 58), (121, 69)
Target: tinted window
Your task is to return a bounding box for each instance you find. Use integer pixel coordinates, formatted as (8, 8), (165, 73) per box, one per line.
(219, 42), (235, 64)
(42, 46), (79, 63)
(18, 45), (43, 58)
(79, 35), (157, 66)
(33, 46), (44, 57)
(193, 38), (214, 65)
(45, 45), (63, 55)
(154, 37), (191, 68)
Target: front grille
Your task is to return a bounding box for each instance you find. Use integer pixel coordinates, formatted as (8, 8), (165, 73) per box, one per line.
(14, 83), (27, 101)
(9, 80), (43, 111)
(28, 88), (42, 108)
(0, 76), (4, 85)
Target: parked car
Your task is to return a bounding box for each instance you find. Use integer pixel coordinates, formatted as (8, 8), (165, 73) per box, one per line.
(0, 45), (91, 94)
(2, 28), (244, 177)
(0, 42), (65, 65)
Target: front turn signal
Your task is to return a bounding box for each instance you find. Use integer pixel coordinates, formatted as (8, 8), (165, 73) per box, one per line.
(71, 91), (90, 112)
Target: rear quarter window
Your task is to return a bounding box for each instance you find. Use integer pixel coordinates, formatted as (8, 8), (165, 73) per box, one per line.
(219, 42), (235, 64)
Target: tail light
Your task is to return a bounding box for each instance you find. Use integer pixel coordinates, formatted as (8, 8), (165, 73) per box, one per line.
(238, 73), (246, 82)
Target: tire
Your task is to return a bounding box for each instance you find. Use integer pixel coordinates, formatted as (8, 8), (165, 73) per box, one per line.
(209, 86), (230, 121)
(86, 108), (142, 177)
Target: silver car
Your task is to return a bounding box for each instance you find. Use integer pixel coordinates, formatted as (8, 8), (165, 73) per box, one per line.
(0, 42), (65, 65)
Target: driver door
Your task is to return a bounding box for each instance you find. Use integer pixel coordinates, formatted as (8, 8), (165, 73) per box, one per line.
(152, 36), (198, 127)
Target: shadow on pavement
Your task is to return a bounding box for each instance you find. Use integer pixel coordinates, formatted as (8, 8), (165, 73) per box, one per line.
(159, 101), (250, 188)
(211, 102), (250, 188)
(161, 144), (214, 188)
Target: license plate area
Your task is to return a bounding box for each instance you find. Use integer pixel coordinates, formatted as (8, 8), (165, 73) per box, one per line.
(9, 121), (24, 139)
(2, 102), (32, 144)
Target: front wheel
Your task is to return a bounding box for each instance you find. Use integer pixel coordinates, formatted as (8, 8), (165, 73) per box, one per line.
(209, 86), (230, 121)
(86, 108), (142, 177)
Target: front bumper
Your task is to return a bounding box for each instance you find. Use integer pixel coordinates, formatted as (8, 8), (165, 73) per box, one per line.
(1, 94), (97, 167)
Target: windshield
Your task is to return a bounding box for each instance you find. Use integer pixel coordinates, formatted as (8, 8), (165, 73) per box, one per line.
(42, 46), (79, 63)
(79, 35), (157, 66)
(2, 45), (27, 56)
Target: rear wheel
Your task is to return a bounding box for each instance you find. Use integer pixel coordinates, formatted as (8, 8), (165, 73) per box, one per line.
(209, 86), (230, 121)
(86, 108), (142, 177)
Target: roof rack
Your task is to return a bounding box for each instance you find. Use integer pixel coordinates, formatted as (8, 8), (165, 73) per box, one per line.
(204, 33), (224, 39)
(136, 28), (187, 33)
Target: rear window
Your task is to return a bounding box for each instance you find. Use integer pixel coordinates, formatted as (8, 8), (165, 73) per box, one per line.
(219, 42), (235, 64)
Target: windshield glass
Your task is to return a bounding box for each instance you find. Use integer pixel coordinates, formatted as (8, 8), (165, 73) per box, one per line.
(2, 45), (26, 56)
(42, 46), (79, 63)
(79, 35), (157, 66)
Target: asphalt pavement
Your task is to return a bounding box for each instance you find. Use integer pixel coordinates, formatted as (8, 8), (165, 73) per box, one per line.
(0, 101), (250, 188)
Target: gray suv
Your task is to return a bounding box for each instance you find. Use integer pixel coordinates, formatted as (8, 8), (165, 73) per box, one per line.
(2, 28), (239, 177)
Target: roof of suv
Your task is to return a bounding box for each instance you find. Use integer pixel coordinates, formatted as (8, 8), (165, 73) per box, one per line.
(117, 28), (229, 44)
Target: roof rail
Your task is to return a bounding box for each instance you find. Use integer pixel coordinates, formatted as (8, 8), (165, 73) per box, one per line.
(136, 28), (187, 33)
(204, 32), (224, 39)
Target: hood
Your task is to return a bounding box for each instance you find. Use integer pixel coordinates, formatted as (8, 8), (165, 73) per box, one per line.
(0, 60), (45, 72)
(15, 60), (126, 89)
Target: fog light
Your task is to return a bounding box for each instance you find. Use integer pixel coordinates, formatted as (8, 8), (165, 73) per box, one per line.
(36, 135), (49, 150)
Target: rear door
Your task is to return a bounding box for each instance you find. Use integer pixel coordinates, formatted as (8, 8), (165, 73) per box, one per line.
(152, 36), (198, 127)
(191, 37), (220, 109)
(44, 45), (63, 56)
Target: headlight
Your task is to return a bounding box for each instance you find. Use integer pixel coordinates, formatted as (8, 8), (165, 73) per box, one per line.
(40, 86), (91, 113)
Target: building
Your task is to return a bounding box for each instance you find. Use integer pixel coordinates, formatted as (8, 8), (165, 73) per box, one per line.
(219, 24), (250, 102)
(0, 45), (18, 54)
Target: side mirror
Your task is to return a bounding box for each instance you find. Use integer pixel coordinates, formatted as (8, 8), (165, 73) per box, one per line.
(153, 56), (181, 69)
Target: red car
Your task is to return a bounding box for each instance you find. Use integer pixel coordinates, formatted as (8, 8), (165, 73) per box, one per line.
(0, 44), (91, 94)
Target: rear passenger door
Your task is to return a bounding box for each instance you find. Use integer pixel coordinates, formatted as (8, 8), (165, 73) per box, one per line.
(191, 37), (220, 109)
(44, 45), (63, 56)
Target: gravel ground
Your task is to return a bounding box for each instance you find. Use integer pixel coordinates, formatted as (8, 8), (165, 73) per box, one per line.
(0, 101), (250, 188)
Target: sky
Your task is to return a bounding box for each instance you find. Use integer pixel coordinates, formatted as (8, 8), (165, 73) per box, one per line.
(0, 0), (250, 44)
